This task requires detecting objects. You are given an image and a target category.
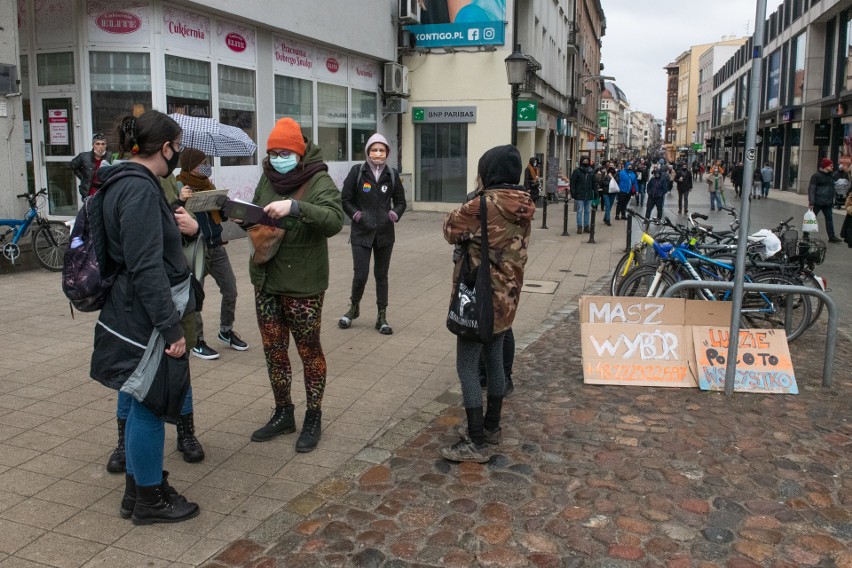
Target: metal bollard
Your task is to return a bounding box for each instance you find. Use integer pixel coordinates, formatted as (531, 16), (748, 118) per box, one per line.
(587, 201), (597, 244)
(625, 211), (633, 252)
(561, 197), (570, 236)
(541, 197), (548, 229)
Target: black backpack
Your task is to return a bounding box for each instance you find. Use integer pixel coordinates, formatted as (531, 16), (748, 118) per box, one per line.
(62, 170), (149, 313)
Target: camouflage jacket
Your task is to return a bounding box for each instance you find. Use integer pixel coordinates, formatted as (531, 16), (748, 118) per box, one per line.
(443, 187), (535, 335)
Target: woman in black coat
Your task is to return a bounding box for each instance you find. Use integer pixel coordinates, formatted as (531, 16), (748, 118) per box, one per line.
(339, 133), (406, 334)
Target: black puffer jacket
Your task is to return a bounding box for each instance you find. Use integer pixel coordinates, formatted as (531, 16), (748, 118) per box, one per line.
(342, 162), (406, 248)
(808, 170), (835, 206)
(675, 168), (693, 191)
(570, 164), (597, 200)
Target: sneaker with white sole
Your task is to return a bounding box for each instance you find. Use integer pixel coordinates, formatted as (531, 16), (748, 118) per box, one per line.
(218, 330), (248, 351)
(191, 341), (220, 360)
(439, 438), (491, 463)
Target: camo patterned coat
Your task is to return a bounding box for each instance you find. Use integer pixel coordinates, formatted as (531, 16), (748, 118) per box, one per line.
(444, 187), (535, 335)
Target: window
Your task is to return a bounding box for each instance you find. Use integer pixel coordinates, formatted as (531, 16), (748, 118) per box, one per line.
(219, 64), (256, 166)
(274, 75), (312, 130)
(317, 82), (347, 162)
(765, 50), (781, 110)
(416, 123), (468, 203)
(824, 18), (836, 96)
(351, 89), (377, 162)
(790, 33), (806, 105)
(37, 52), (74, 86)
(720, 86), (735, 126)
(165, 55), (211, 117)
(89, 52), (152, 154)
(843, 14), (852, 92)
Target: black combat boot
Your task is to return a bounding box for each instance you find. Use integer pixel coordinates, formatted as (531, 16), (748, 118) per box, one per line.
(251, 404), (295, 442)
(338, 302), (360, 329)
(120, 471), (185, 519)
(176, 412), (205, 463)
(375, 308), (393, 335)
(131, 481), (199, 525)
(106, 418), (127, 473)
(295, 408), (322, 452)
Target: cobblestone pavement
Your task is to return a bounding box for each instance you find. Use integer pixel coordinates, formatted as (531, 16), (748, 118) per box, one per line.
(202, 281), (852, 568)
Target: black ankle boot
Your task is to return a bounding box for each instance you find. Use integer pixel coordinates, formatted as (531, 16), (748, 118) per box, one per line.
(120, 471), (184, 519)
(176, 412), (205, 463)
(296, 408), (322, 453)
(375, 308), (393, 335)
(106, 418), (127, 473)
(251, 404), (295, 442)
(338, 301), (360, 329)
(131, 480), (199, 525)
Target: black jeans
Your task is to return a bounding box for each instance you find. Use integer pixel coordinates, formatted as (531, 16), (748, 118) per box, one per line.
(812, 204), (837, 238)
(677, 189), (689, 212)
(351, 243), (394, 308)
(616, 192), (631, 218)
(645, 196), (665, 219)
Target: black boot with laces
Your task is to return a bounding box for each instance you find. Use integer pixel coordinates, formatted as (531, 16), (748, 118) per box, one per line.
(176, 412), (205, 463)
(251, 404), (296, 442)
(296, 408), (322, 453)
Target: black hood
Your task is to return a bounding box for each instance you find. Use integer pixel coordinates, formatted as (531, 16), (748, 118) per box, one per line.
(479, 145), (522, 188)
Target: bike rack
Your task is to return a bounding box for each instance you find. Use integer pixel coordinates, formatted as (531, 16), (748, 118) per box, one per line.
(663, 280), (839, 390)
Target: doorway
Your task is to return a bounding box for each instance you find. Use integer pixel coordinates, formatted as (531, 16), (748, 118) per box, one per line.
(415, 123), (468, 203)
(35, 94), (78, 216)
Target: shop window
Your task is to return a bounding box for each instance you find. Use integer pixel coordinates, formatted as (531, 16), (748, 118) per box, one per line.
(274, 75), (312, 131)
(351, 89), (377, 162)
(219, 65), (256, 166)
(89, 52), (152, 155)
(21, 54), (34, 194)
(317, 82), (347, 162)
(415, 123), (468, 203)
(165, 55), (211, 118)
(37, 52), (74, 86)
(790, 33), (806, 105)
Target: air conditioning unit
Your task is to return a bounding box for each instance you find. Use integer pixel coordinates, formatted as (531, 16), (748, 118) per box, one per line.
(383, 63), (409, 96)
(382, 98), (409, 114)
(399, 0), (421, 24)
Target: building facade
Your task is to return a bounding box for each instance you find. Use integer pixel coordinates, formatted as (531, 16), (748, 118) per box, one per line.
(709, 0), (852, 193)
(663, 61), (679, 160)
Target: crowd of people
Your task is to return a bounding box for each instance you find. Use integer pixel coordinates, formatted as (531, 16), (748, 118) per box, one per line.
(72, 111), (849, 525)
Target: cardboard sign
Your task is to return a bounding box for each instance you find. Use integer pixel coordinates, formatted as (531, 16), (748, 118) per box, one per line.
(692, 327), (797, 394)
(579, 296), (742, 389)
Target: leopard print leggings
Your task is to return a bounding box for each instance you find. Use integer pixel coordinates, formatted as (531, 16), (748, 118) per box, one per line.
(255, 290), (326, 410)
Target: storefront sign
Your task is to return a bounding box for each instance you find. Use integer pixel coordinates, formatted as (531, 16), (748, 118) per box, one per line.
(314, 48), (347, 82)
(348, 56), (379, 91)
(598, 111), (608, 128)
(517, 100), (536, 128)
(216, 20), (256, 64)
(412, 106), (477, 123)
(766, 50), (781, 109)
(88, 1), (150, 44)
(813, 122), (831, 145)
(48, 109), (69, 145)
(769, 127), (784, 147)
(272, 36), (314, 78)
(405, 3), (506, 49)
(163, 6), (210, 54)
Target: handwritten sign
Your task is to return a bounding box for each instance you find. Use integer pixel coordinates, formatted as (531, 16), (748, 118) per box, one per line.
(692, 327), (797, 394)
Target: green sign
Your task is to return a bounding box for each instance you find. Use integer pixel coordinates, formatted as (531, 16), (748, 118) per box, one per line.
(598, 111), (608, 128)
(412, 108), (425, 121)
(517, 100), (537, 122)
(692, 143), (703, 151)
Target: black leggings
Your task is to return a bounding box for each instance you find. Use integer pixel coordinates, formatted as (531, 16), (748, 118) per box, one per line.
(351, 243), (394, 308)
(478, 327), (515, 381)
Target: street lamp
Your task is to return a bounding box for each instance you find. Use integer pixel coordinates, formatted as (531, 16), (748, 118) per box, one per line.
(505, 45), (528, 147)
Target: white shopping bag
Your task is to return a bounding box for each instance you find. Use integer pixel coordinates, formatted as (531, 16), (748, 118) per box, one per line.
(802, 210), (819, 233)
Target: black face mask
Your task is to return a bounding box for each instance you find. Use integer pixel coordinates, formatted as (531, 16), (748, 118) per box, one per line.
(162, 143), (181, 177)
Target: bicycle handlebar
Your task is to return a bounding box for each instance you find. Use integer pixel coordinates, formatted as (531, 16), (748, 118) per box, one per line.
(16, 189), (47, 200)
(690, 212), (709, 222)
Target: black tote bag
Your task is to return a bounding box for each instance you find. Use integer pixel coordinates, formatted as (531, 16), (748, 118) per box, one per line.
(446, 194), (494, 343)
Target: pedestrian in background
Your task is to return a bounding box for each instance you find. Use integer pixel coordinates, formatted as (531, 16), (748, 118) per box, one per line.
(731, 162), (744, 198)
(90, 110), (200, 525)
(841, 190), (852, 248)
(751, 167), (762, 200)
(675, 162), (692, 214)
(177, 148), (248, 360)
(615, 161), (637, 220)
(760, 162), (774, 198)
(807, 158), (843, 243)
(645, 168), (669, 219)
(634, 159), (648, 207)
(441, 144), (534, 463)
(524, 157), (541, 204)
(248, 117), (344, 452)
(71, 132), (113, 200)
(339, 133), (406, 334)
(570, 155), (596, 234)
(706, 166), (723, 211)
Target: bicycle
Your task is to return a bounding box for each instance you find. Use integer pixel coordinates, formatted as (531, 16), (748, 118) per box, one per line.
(616, 220), (812, 342)
(0, 189), (70, 271)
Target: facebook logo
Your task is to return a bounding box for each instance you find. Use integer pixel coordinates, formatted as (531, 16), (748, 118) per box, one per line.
(468, 28), (479, 40)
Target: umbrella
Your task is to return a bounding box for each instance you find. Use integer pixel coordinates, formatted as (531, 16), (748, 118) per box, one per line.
(168, 114), (257, 157)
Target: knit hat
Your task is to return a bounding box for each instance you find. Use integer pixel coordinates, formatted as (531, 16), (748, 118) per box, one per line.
(267, 117), (306, 156)
(179, 147), (206, 172)
(478, 145), (522, 188)
(820, 158), (833, 170)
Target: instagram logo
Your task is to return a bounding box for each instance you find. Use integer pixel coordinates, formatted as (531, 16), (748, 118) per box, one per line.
(483, 28), (495, 40)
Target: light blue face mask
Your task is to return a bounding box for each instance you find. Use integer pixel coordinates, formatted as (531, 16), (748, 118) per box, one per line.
(270, 155), (298, 174)
(196, 163), (213, 178)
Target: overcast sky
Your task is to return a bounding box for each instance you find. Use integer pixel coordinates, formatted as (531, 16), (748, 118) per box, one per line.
(600, 0), (766, 119)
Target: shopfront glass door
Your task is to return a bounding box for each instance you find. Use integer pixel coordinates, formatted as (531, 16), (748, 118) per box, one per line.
(37, 95), (78, 216)
(415, 123), (468, 203)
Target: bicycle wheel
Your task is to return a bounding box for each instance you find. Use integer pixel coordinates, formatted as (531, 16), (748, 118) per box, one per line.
(32, 221), (69, 272)
(616, 265), (678, 297)
(610, 246), (645, 295)
(740, 273), (811, 342)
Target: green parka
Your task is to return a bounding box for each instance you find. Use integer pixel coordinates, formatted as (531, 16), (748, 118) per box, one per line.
(248, 142), (344, 297)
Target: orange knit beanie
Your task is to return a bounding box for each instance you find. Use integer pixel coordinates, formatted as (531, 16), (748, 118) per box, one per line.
(267, 117), (306, 156)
